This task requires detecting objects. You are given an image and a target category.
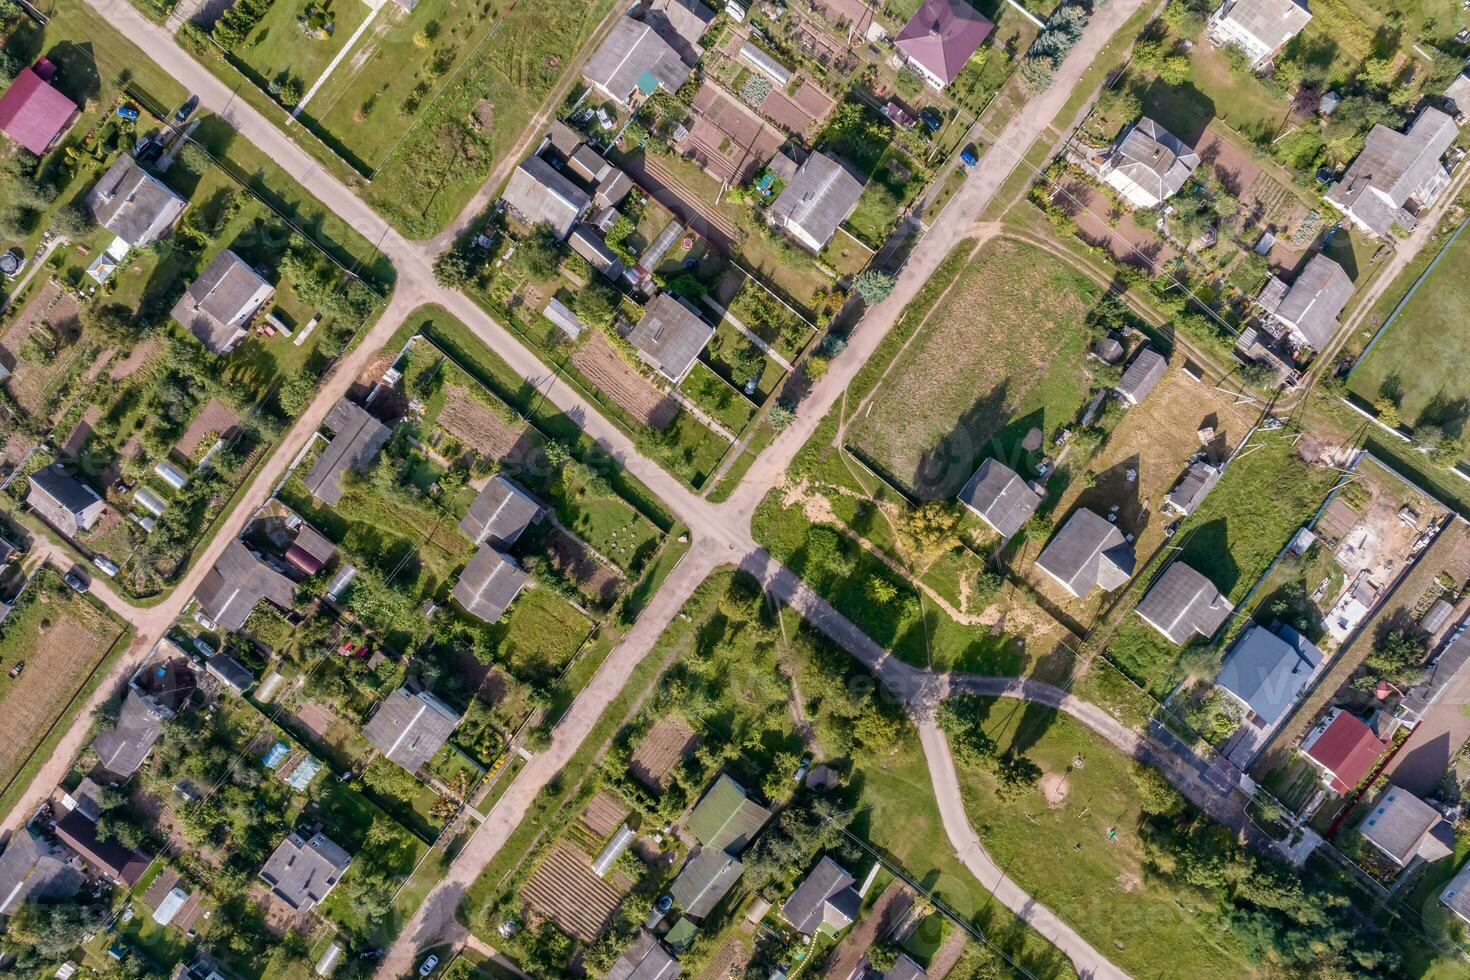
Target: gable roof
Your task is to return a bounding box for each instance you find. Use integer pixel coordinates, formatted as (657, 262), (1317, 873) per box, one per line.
(1115, 346), (1167, 403)
(304, 398), (392, 506)
(26, 463), (104, 535)
(92, 692), (165, 777)
(569, 224), (627, 281)
(172, 250), (273, 353)
(1327, 108), (1458, 236)
(0, 66), (77, 155)
(1359, 785), (1454, 866)
(687, 774), (771, 854)
(781, 856), (861, 934)
(605, 930), (682, 980)
(459, 475), (543, 546)
(53, 809), (150, 887)
(1034, 509), (1135, 597)
(194, 539), (297, 633)
(285, 523), (336, 576)
(1257, 253), (1354, 350)
(363, 687), (462, 774)
(894, 0), (994, 87)
(770, 152), (865, 249)
(205, 652), (254, 694)
(583, 17), (692, 106)
(669, 847), (743, 918)
(1443, 860), (1470, 923)
(1303, 709), (1389, 794)
(1107, 117), (1199, 203)
(502, 154), (591, 239)
(627, 292), (715, 382)
(644, 0), (715, 62)
(1215, 622), (1323, 724)
(543, 297), (588, 340)
(957, 458), (1043, 541)
(1213, 0), (1311, 54)
(1446, 73), (1470, 114)
(259, 831), (352, 911)
(86, 156), (189, 247)
(887, 954), (930, 980)
(1136, 562), (1232, 644)
(1164, 460), (1222, 516)
(0, 830), (82, 915)
(452, 545), (528, 622)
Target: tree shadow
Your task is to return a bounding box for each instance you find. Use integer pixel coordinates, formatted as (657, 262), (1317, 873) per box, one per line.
(43, 41), (102, 107)
(1420, 391), (1470, 437)
(909, 381), (1013, 501)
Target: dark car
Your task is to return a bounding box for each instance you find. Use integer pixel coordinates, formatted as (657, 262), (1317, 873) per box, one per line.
(175, 95), (199, 124)
(920, 108), (942, 132)
(63, 570), (89, 593)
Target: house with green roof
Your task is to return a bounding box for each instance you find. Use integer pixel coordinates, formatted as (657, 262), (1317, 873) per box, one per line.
(686, 774), (771, 855)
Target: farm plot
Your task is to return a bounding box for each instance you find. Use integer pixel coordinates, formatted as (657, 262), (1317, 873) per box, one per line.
(0, 570), (126, 797)
(0, 282), (84, 419)
(174, 399), (241, 462)
(546, 527), (622, 606)
(571, 331), (679, 431)
(1350, 226), (1470, 458)
(521, 841), (630, 942)
(578, 790), (629, 840)
(628, 715), (698, 792)
(851, 236), (1099, 498)
(439, 385), (537, 465)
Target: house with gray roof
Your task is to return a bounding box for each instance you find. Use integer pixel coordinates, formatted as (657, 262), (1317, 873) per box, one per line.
(782, 856), (862, 935)
(459, 475), (543, 547)
(0, 830), (83, 915)
(25, 463), (104, 537)
(502, 154), (591, 240)
(92, 691), (167, 777)
(452, 545), (529, 623)
(1163, 460), (1222, 517)
(304, 398), (392, 507)
(1114, 346), (1166, 406)
(1327, 108), (1459, 238)
(1358, 785), (1454, 868)
(194, 539), (296, 633)
(1215, 622), (1323, 726)
(887, 954), (930, 980)
(363, 687), (462, 775)
(644, 0), (715, 63)
(259, 831), (351, 912)
(669, 847), (743, 918)
(1254, 253), (1354, 351)
(627, 292), (715, 383)
(1136, 562), (1232, 645)
(1445, 73), (1470, 117)
(569, 224), (626, 281)
(1207, 0), (1311, 68)
(686, 774), (771, 854)
(1441, 859), (1470, 925)
(957, 458), (1043, 542)
(86, 155), (188, 248)
(582, 17), (692, 108)
(1034, 508), (1135, 598)
(205, 652), (254, 695)
(770, 152), (865, 251)
(172, 250), (273, 354)
(1100, 117), (1199, 208)
(605, 930), (682, 980)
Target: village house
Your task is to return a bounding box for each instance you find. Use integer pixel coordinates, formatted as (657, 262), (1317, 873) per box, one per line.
(582, 16), (693, 108)
(1299, 707), (1390, 794)
(501, 154), (592, 240)
(1214, 622), (1323, 727)
(205, 651), (256, 696)
(769, 152), (865, 251)
(568, 224), (627, 281)
(687, 774), (771, 854)
(605, 931), (682, 980)
(1254, 253), (1354, 352)
(1135, 562), (1232, 645)
(1034, 508), (1136, 598)
(1206, 0), (1311, 69)
(459, 474), (544, 547)
(85, 155), (189, 248)
(194, 539), (297, 633)
(259, 831), (352, 913)
(284, 522), (337, 577)
(1163, 460), (1223, 517)
(171, 250), (274, 354)
(93, 692), (168, 778)
(363, 687), (463, 775)
(0, 830), (83, 914)
(142, 869), (205, 932)
(642, 0), (715, 64)
(0, 60), (79, 156)
(25, 464), (105, 537)
(782, 855), (862, 935)
(894, 0), (994, 90)
(1357, 785), (1454, 869)
(52, 808), (150, 887)
(304, 398), (393, 507)
(1326, 108), (1459, 238)
(956, 458), (1044, 542)
(1445, 73), (1470, 119)
(1099, 118), (1199, 208)
(452, 545), (529, 623)
(1441, 861), (1470, 926)
(626, 292), (716, 383)
(1114, 346), (1167, 406)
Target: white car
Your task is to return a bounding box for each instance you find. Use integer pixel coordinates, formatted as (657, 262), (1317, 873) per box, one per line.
(418, 955), (439, 977)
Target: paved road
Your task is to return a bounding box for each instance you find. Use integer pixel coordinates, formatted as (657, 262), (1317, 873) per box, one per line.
(25, 2), (1169, 978)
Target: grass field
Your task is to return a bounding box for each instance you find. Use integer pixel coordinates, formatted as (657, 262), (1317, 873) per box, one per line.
(680, 361), (757, 434)
(851, 236), (1098, 499)
(232, 0), (372, 106)
(948, 698), (1262, 980)
(1349, 225), (1470, 452)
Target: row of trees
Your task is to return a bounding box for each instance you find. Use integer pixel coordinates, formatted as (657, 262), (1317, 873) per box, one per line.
(935, 695), (1044, 800)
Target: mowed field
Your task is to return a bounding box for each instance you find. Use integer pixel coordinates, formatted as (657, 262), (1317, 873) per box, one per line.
(1350, 228), (1470, 451)
(0, 571), (127, 798)
(851, 237), (1098, 499)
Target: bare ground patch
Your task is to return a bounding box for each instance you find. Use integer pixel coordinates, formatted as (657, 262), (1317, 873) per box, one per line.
(175, 399), (241, 460)
(438, 385), (537, 466)
(629, 716), (698, 793)
(0, 281), (83, 417)
(547, 526), (622, 606)
(521, 841), (629, 942)
(572, 331), (678, 431)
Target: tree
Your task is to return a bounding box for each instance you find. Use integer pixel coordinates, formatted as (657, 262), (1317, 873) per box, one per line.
(1372, 397), (1400, 429)
(50, 202), (92, 239)
(866, 576), (898, 604)
(768, 403), (796, 430)
(276, 372), (316, 417)
(993, 752), (1042, 800)
(1131, 763), (1185, 817)
(278, 77), (303, 107)
(433, 247), (475, 288)
(866, 940), (900, 973)
(1358, 630), (1427, 689)
(83, 302), (148, 348)
(897, 502), (961, 566)
(574, 280), (618, 328)
(854, 268), (896, 305)
(517, 223), (562, 279)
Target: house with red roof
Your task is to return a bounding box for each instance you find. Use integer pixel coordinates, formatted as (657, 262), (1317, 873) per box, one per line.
(0, 60), (79, 156)
(894, 0), (994, 90)
(1300, 707), (1391, 795)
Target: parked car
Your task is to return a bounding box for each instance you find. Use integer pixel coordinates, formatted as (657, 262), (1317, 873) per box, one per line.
(418, 955), (439, 977)
(115, 104), (139, 121)
(175, 95), (199, 124)
(920, 108), (942, 132)
(959, 145), (979, 168)
(8, 661), (22, 678)
(63, 570), (88, 593)
(92, 555), (119, 578)
(193, 637), (216, 658)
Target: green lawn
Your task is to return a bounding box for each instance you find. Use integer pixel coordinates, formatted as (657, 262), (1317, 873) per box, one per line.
(851, 236), (1097, 499)
(232, 0), (372, 109)
(485, 586), (592, 685)
(680, 361), (757, 434)
(1105, 619), (1187, 698)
